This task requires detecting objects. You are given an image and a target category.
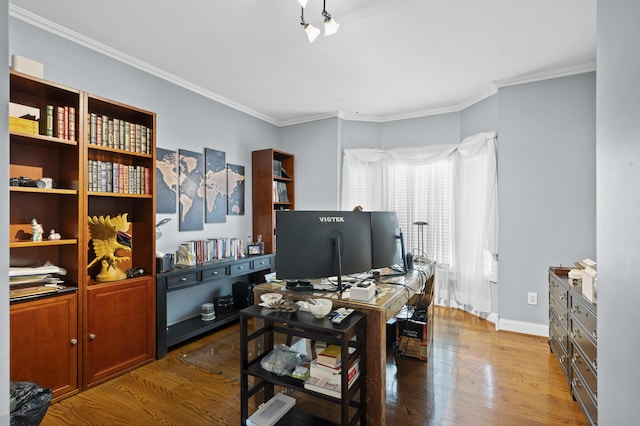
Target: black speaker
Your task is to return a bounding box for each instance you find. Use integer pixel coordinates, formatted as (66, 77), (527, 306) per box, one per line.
(232, 281), (255, 310)
(406, 252), (414, 270)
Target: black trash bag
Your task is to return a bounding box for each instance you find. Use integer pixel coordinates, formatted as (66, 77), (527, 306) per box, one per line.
(10, 381), (52, 426)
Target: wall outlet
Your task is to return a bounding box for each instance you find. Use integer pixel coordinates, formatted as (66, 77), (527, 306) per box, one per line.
(527, 292), (538, 305)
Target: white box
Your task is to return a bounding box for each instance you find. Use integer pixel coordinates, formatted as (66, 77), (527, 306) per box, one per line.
(581, 265), (597, 303)
(11, 55), (44, 78)
(246, 392), (295, 426)
(350, 282), (376, 302)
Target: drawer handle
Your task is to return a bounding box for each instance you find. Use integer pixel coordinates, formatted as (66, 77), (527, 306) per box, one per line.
(181, 277), (187, 282)
(559, 354), (567, 362)
(592, 330), (597, 339)
(571, 329), (580, 339)
(570, 305), (579, 314)
(71, 339), (78, 345)
(593, 359), (597, 370)
(558, 314), (566, 321)
(210, 271), (218, 276)
(571, 378), (582, 389)
(238, 266), (244, 270)
(559, 294), (565, 300)
(89, 333), (96, 341)
(572, 353), (580, 363)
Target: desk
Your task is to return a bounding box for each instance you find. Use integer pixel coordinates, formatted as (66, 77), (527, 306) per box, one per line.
(253, 266), (433, 426)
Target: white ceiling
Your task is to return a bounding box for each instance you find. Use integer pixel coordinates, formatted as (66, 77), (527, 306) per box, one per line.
(9, 0), (597, 127)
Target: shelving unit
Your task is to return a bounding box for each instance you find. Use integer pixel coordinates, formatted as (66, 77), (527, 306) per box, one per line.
(9, 70), (82, 401)
(155, 254), (274, 359)
(8, 70), (157, 398)
(240, 305), (366, 425)
(252, 149), (295, 254)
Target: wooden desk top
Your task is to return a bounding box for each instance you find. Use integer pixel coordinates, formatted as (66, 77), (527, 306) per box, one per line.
(254, 266), (433, 322)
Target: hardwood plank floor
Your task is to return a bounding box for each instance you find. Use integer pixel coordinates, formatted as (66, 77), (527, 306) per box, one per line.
(41, 307), (588, 425)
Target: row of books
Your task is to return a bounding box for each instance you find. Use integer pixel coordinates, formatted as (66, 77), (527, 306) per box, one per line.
(88, 113), (151, 154)
(302, 344), (360, 399)
(273, 181), (289, 203)
(88, 160), (151, 195)
(272, 159), (290, 178)
(179, 237), (243, 265)
(9, 102), (76, 141)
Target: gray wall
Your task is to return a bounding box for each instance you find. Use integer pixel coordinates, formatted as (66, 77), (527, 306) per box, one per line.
(497, 73), (596, 325)
(597, 0), (640, 423)
(1, 0), (9, 422)
(280, 118), (341, 210)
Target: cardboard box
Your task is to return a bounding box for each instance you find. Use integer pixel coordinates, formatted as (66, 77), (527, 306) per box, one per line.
(9, 116), (39, 135)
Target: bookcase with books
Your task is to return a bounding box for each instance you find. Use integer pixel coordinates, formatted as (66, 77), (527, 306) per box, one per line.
(251, 149), (295, 254)
(83, 92), (156, 387)
(240, 305), (366, 425)
(7, 70), (157, 399)
(8, 70), (82, 401)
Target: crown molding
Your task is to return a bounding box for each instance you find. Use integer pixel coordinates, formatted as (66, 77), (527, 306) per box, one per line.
(10, 5), (596, 128)
(9, 4), (280, 127)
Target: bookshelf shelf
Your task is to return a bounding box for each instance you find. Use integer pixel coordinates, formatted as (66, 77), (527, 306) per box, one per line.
(10, 187), (78, 195)
(252, 149), (295, 254)
(10, 239), (77, 248)
(10, 131), (78, 146)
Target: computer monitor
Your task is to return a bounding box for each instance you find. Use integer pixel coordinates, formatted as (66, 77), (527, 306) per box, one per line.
(371, 211), (406, 272)
(275, 210), (373, 292)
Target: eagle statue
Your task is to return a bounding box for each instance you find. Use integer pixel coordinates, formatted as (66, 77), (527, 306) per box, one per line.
(87, 213), (132, 282)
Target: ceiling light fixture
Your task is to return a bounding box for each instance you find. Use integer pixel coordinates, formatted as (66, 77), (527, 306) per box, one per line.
(300, 6), (320, 43)
(299, 1), (339, 43)
(322, 0), (340, 36)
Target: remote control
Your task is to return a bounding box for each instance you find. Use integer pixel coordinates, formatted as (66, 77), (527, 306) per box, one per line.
(331, 308), (355, 324)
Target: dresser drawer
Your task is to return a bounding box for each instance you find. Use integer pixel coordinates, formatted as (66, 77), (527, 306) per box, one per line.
(549, 294), (569, 330)
(572, 346), (597, 399)
(549, 275), (568, 305)
(229, 261), (251, 275)
(201, 265), (227, 281)
(572, 366), (598, 426)
(251, 256), (272, 270)
(549, 330), (569, 377)
(570, 296), (597, 342)
(550, 315), (569, 352)
(166, 271), (199, 289)
(572, 321), (597, 370)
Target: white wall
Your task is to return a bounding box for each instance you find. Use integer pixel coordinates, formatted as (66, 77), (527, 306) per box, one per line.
(1, 0), (10, 423)
(597, 0), (640, 423)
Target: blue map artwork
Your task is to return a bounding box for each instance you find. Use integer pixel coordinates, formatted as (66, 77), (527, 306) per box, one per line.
(205, 148), (227, 223)
(227, 163), (245, 215)
(155, 148), (177, 214)
(178, 149), (204, 231)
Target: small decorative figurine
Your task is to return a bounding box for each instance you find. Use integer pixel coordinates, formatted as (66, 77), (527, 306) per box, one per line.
(87, 213), (132, 282)
(48, 229), (62, 240)
(31, 218), (43, 242)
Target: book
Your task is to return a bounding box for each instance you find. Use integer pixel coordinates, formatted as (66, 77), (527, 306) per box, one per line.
(317, 344), (342, 367)
(45, 105), (54, 137)
(303, 369), (361, 398)
(310, 357), (360, 383)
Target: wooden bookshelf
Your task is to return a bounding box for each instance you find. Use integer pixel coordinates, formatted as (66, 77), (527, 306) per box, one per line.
(252, 149), (295, 254)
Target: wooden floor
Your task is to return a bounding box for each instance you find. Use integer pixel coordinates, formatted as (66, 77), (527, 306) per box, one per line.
(41, 306), (588, 425)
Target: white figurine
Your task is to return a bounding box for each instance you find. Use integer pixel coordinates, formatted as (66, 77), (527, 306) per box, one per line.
(31, 218), (43, 242)
(48, 229), (61, 240)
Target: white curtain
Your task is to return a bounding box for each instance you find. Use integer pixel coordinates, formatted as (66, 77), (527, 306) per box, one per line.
(341, 131), (498, 315)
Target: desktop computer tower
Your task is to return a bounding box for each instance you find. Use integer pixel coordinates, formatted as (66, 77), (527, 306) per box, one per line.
(233, 281), (255, 310)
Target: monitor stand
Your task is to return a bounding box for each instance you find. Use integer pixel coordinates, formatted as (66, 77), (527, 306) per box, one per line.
(332, 236), (344, 294)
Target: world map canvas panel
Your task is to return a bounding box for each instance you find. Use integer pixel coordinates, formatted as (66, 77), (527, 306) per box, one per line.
(156, 147), (177, 214)
(178, 149), (204, 231)
(227, 163), (245, 216)
(205, 148), (227, 223)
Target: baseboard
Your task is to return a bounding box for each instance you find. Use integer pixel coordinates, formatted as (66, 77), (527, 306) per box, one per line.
(498, 318), (549, 337)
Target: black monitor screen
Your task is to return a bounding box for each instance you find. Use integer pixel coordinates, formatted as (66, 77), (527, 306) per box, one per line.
(371, 211), (405, 270)
(275, 210), (373, 280)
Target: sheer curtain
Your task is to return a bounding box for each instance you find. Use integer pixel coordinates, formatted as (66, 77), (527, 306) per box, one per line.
(342, 132), (498, 315)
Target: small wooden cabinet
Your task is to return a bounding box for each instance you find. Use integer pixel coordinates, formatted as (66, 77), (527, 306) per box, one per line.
(548, 266), (597, 426)
(10, 292), (79, 401)
(85, 277), (155, 387)
(252, 149), (295, 253)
